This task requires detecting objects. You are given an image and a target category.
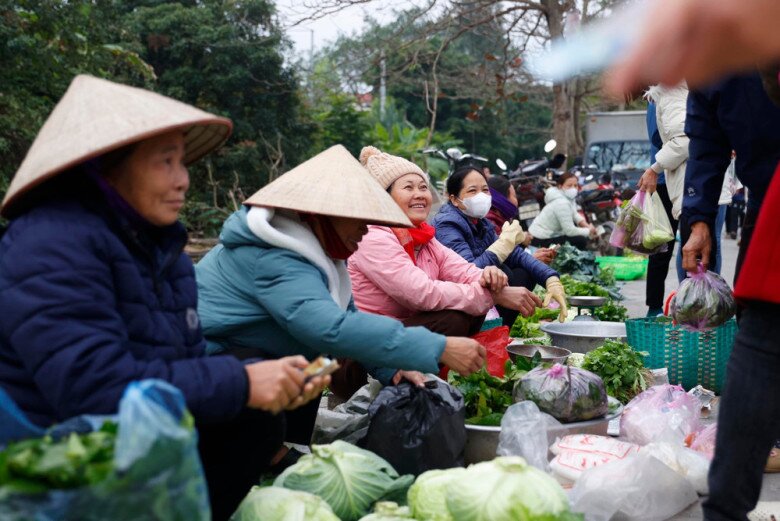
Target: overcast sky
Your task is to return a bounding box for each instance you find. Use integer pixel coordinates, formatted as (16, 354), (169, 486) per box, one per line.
(277, 1), (419, 57)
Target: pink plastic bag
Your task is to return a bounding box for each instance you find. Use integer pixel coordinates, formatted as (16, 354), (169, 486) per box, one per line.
(688, 424), (717, 460)
(610, 191), (674, 254)
(620, 385), (701, 445)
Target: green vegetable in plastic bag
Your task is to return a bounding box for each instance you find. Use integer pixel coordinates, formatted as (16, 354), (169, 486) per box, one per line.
(230, 486), (339, 521)
(273, 441), (413, 521)
(514, 364), (608, 423)
(671, 263), (737, 331)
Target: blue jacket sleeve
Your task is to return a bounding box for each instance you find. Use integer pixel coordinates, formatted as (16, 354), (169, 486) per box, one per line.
(0, 225), (249, 423)
(505, 247), (558, 285)
(435, 221), (500, 269)
(252, 250), (445, 374)
(682, 88), (731, 226)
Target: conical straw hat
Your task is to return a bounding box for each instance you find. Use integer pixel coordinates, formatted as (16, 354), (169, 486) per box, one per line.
(244, 145), (412, 227)
(2, 74), (232, 217)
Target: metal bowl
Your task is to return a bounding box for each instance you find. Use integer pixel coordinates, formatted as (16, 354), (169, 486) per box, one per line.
(568, 295), (608, 307)
(506, 343), (571, 365)
(463, 400), (624, 464)
(540, 321), (626, 354)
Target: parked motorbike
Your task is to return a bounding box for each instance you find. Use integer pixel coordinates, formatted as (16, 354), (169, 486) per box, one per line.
(576, 185), (621, 256)
(507, 140), (563, 227)
(422, 147), (488, 177)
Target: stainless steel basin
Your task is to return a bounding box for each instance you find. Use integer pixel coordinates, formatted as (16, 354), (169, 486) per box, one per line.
(540, 321), (627, 354)
(506, 343), (571, 365)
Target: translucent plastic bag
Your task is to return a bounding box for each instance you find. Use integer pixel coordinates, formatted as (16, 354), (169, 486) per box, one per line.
(0, 380), (209, 521)
(312, 381), (382, 445)
(610, 191), (674, 254)
(688, 423), (717, 460)
(620, 384), (701, 446)
(671, 263), (737, 331)
(570, 452), (698, 521)
(496, 401), (564, 471)
(640, 442), (710, 495)
(513, 364), (608, 423)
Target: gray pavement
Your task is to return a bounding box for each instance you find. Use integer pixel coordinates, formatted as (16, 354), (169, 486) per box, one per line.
(617, 236), (780, 519)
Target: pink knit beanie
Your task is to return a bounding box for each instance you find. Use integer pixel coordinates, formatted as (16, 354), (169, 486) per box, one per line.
(359, 146), (428, 190)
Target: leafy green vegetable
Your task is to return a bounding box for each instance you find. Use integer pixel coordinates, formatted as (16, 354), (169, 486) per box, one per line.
(670, 268), (737, 331)
(551, 243), (599, 282)
(449, 356), (540, 426)
(510, 307), (559, 339)
(231, 486), (339, 521)
(407, 468), (466, 521)
(560, 274), (610, 298)
(358, 502), (413, 520)
(444, 457), (579, 521)
(593, 300), (629, 322)
(273, 441), (413, 521)
(0, 422), (117, 493)
(582, 340), (651, 404)
(514, 364), (608, 423)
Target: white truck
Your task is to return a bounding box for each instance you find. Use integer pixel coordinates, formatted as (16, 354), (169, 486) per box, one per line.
(584, 110), (651, 190)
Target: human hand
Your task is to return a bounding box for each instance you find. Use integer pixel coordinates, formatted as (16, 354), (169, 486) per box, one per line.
(522, 232), (533, 247)
(605, 0), (780, 95)
(682, 222), (712, 272)
(440, 337), (486, 376)
(480, 266), (509, 292)
(543, 276), (569, 323)
(493, 286), (543, 317)
(638, 168), (658, 194)
(499, 220), (526, 246)
(533, 248), (556, 265)
(245, 356), (311, 413)
(392, 370), (427, 387)
(588, 224), (598, 238)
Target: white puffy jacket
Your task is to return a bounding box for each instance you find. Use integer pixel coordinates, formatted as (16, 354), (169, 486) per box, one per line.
(646, 83), (689, 219)
(528, 187), (589, 240)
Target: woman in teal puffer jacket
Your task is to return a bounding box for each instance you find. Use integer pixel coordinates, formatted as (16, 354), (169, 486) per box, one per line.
(196, 145), (486, 406)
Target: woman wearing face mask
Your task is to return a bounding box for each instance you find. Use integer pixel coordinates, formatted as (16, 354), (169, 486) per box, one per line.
(346, 148), (542, 394)
(528, 172), (596, 250)
(486, 175), (557, 265)
(432, 166), (567, 329)
(195, 146), (486, 404)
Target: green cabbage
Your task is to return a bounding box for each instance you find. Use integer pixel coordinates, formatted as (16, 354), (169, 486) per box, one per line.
(445, 457), (577, 521)
(229, 486), (339, 521)
(359, 501), (414, 520)
(273, 441), (414, 521)
(407, 468), (467, 521)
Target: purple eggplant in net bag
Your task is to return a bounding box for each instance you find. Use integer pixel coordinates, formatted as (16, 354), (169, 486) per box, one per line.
(670, 263), (737, 332)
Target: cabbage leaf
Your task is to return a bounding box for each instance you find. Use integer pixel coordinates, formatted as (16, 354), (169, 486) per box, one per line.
(407, 468), (466, 521)
(230, 486), (338, 521)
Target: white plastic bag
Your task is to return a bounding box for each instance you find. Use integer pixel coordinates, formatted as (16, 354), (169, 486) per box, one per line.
(496, 401), (564, 471)
(620, 385), (701, 446)
(312, 381), (382, 444)
(570, 452), (698, 521)
(640, 442), (711, 495)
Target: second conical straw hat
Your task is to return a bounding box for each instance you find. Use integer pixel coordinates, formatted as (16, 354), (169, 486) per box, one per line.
(244, 145), (412, 227)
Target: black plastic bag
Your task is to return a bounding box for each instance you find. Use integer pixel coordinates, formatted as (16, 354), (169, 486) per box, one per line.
(361, 381), (466, 475)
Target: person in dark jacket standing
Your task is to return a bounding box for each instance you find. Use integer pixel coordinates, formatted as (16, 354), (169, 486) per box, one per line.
(432, 166), (568, 327)
(0, 75), (328, 520)
(680, 72), (780, 281)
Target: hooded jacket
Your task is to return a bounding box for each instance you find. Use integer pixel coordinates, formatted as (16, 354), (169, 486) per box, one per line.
(0, 176), (248, 427)
(348, 225), (494, 320)
(195, 207), (446, 384)
(528, 187), (590, 240)
(432, 203), (557, 284)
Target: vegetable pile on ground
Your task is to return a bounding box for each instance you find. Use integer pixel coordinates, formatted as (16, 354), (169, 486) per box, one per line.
(449, 356), (540, 426)
(576, 340), (651, 404)
(0, 421), (117, 492)
(550, 244), (620, 296)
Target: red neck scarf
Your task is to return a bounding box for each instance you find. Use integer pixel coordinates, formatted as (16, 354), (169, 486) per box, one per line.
(391, 222), (436, 264)
(302, 214), (353, 260)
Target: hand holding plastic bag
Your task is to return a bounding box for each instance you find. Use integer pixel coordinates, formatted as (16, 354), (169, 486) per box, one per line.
(610, 191), (674, 254)
(671, 263), (737, 331)
(514, 364), (608, 423)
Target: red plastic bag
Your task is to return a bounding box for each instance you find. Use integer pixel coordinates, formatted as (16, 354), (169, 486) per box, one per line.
(474, 326), (511, 378)
(438, 326), (510, 380)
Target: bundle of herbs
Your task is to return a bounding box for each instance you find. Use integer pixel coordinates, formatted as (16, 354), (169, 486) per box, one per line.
(579, 340), (652, 404)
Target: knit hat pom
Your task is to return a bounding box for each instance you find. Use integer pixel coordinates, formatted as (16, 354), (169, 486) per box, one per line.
(359, 145), (382, 166)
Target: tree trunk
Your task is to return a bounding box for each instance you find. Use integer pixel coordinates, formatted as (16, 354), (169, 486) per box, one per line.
(544, 0), (575, 160)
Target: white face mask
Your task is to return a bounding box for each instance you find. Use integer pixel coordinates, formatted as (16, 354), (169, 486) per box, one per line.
(563, 187), (578, 200)
(458, 192), (492, 219)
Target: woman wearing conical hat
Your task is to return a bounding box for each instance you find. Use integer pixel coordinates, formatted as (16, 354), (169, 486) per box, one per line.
(348, 146), (544, 336)
(0, 75), (328, 520)
(195, 145), (487, 402)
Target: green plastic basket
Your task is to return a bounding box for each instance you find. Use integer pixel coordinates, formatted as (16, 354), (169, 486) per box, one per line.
(595, 256), (649, 280)
(625, 317), (737, 393)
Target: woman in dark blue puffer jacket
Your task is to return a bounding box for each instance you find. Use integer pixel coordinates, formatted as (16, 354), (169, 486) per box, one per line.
(0, 75), (327, 520)
(432, 166), (568, 327)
